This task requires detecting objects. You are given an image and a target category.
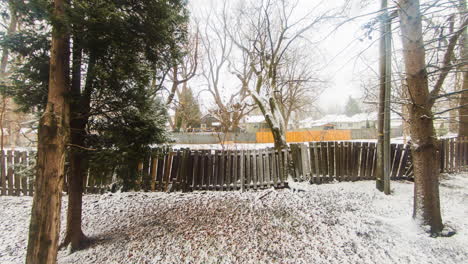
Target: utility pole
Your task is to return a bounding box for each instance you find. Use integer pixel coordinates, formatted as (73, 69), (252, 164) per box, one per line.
(377, 0), (391, 194)
(383, 6), (392, 195)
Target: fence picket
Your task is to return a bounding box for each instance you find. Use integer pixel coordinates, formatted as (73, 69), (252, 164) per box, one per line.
(307, 144), (314, 182)
(464, 137), (468, 169)
(252, 150), (258, 190)
(457, 139), (461, 172)
(225, 150), (231, 190)
(320, 142), (328, 183)
(283, 149), (289, 183)
(397, 145), (410, 179)
(258, 150), (264, 188)
(20, 152), (28, 195)
(278, 149), (285, 186)
(366, 143), (375, 179)
(270, 149), (277, 187)
(444, 139), (450, 173)
(265, 150), (271, 186)
(6, 151), (13, 195)
(335, 142), (342, 181)
(13, 151), (20, 195)
(239, 151), (245, 191)
(344, 141), (349, 179)
(450, 139), (455, 173)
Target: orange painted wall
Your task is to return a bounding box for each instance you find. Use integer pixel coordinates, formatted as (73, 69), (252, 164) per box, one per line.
(256, 130), (351, 143)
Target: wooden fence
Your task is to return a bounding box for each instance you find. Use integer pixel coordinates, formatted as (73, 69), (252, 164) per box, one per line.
(289, 142), (410, 183)
(1, 137), (467, 195)
(0, 150), (35, 196)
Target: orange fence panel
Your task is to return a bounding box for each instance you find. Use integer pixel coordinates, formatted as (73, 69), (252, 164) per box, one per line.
(256, 130), (351, 143)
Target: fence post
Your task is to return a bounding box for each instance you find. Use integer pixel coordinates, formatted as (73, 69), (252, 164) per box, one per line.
(0, 150), (5, 195)
(240, 150), (245, 192)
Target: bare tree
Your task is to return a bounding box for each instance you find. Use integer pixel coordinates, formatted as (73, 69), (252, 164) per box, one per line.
(397, 0), (466, 234)
(226, 0), (334, 149)
(276, 49), (325, 129)
(199, 8), (253, 133)
(165, 27), (200, 130)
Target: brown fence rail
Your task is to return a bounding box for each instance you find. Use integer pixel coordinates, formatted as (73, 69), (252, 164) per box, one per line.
(1, 137), (467, 196)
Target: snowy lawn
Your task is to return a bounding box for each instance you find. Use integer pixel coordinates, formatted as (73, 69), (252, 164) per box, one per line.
(0, 174), (467, 264)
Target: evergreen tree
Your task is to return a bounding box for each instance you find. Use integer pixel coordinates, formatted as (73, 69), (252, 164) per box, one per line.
(1, 0), (188, 253)
(344, 96), (362, 116)
(174, 86), (201, 131)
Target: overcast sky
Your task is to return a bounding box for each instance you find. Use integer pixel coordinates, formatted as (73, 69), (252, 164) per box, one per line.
(188, 0), (381, 113)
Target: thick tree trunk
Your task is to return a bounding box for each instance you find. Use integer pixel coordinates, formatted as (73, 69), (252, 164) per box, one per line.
(25, 0), (70, 262)
(459, 71), (468, 136)
(398, 0), (443, 234)
(458, 0), (468, 137)
(401, 80), (411, 143)
(376, 0), (388, 191)
(252, 94), (287, 149)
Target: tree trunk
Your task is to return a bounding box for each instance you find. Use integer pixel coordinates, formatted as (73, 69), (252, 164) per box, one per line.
(459, 71), (468, 136)
(376, 0), (388, 192)
(0, 1), (17, 75)
(398, 0), (443, 234)
(251, 92), (287, 149)
(0, 97), (6, 154)
(61, 35), (89, 251)
(401, 80), (411, 143)
(0, 1), (18, 151)
(62, 126), (88, 251)
(458, 0), (468, 137)
(25, 0), (70, 262)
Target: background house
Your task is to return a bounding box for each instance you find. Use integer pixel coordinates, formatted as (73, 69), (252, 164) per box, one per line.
(200, 114), (221, 132)
(299, 112), (403, 130)
(240, 115), (269, 133)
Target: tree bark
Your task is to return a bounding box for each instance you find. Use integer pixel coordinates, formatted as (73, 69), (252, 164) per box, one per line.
(376, 0), (388, 192)
(458, 0), (468, 137)
(25, 0), (70, 262)
(398, 0), (443, 234)
(61, 35), (89, 252)
(62, 123), (88, 251)
(401, 80), (411, 143)
(459, 71), (468, 136)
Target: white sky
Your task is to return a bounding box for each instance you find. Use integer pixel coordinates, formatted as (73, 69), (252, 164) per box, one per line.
(188, 0), (381, 113)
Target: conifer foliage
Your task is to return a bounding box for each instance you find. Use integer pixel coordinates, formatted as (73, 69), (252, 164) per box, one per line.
(1, 0), (188, 257)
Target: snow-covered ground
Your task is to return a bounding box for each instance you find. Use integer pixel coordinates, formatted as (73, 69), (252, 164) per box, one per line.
(171, 138), (393, 150)
(1, 174), (467, 264)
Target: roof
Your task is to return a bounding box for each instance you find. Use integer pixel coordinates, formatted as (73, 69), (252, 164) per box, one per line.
(244, 115), (266, 124)
(299, 111), (401, 128)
